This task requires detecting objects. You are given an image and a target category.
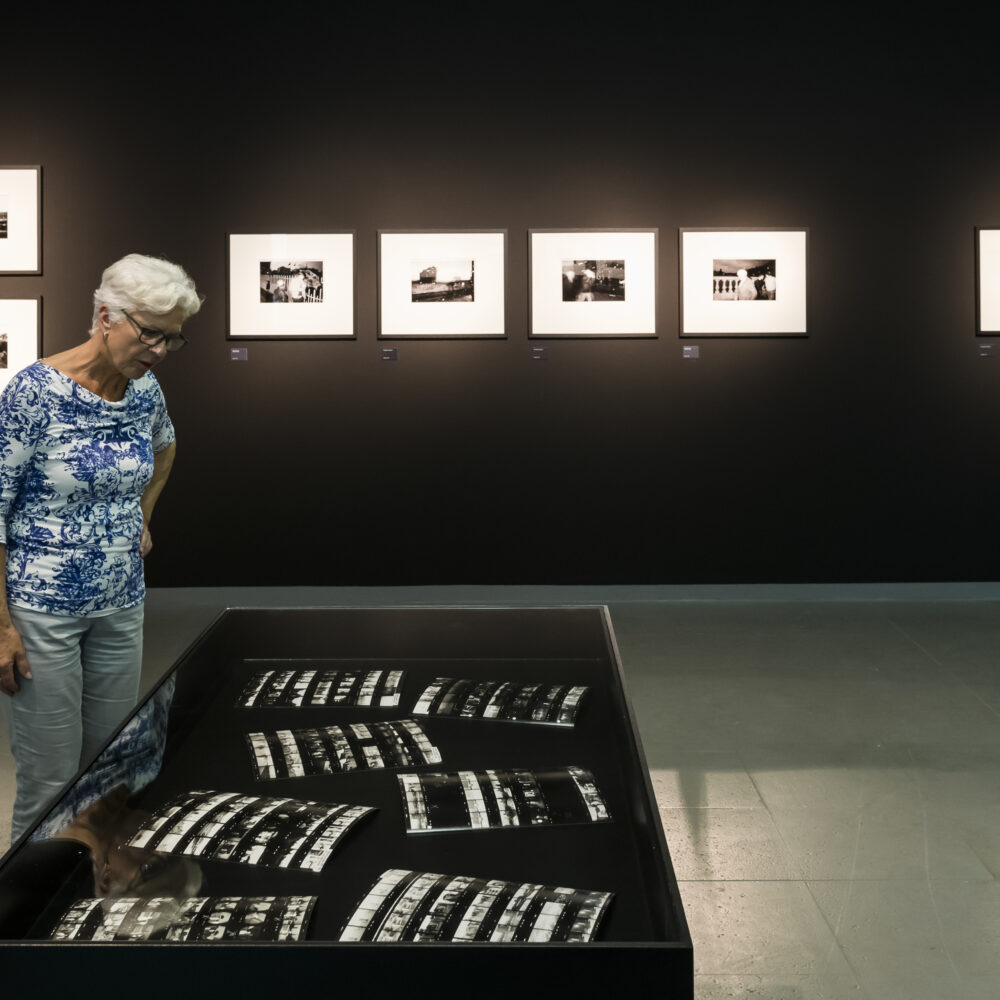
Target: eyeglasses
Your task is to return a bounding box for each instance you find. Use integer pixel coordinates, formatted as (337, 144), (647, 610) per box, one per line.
(122, 311), (188, 353)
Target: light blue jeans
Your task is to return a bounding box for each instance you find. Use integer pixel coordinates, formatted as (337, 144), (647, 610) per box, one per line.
(0, 603), (144, 842)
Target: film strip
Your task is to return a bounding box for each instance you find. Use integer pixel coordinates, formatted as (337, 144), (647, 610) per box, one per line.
(398, 766), (610, 832)
(340, 868), (612, 943)
(412, 679), (588, 726)
(237, 668), (404, 708)
(247, 719), (441, 779)
(126, 790), (375, 872)
(51, 896), (316, 942)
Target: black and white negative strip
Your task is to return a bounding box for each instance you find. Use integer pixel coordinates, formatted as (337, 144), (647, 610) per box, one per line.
(339, 869), (612, 943)
(237, 667), (404, 708)
(412, 678), (588, 726)
(51, 896), (317, 943)
(246, 719), (441, 780)
(126, 790), (375, 872)
(398, 766), (610, 832)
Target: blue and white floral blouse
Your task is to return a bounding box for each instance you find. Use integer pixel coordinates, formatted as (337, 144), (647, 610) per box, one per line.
(0, 362), (175, 617)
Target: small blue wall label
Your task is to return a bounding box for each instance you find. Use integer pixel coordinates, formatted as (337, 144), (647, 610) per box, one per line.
(230, 348), (248, 361)
(381, 348), (398, 362)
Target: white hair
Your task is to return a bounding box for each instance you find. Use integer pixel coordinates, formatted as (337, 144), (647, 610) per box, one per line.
(91, 253), (203, 332)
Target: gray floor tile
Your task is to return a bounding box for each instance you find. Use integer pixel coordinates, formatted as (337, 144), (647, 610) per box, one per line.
(809, 881), (1000, 1000)
(649, 760), (764, 810)
(767, 805), (993, 882)
(694, 973), (867, 1000)
(658, 807), (800, 881)
(681, 881), (854, 978)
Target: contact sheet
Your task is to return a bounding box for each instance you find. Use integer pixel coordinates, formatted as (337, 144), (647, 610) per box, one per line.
(339, 868), (612, 943)
(247, 719), (441, 779)
(398, 767), (610, 832)
(52, 896), (317, 943)
(412, 678), (589, 726)
(126, 790), (375, 872)
(237, 667), (404, 708)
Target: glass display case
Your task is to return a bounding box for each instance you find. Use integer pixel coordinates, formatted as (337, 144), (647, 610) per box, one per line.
(0, 606), (693, 997)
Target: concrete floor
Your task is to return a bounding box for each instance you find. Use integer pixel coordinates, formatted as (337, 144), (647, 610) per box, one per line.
(2, 584), (999, 999)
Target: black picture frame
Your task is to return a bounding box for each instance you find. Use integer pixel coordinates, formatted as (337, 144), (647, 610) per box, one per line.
(528, 228), (658, 339)
(0, 165), (41, 276)
(377, 229), (508, 339)
(679, 227), (809, 338)
(226, 232), (357, 340)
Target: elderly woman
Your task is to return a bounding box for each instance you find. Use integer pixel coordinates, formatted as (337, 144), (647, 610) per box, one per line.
(0, 253), (201, 841)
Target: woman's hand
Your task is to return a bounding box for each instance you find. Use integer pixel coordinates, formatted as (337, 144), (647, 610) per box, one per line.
(0, 622), (31, 696)
(140, 523), (153, 558)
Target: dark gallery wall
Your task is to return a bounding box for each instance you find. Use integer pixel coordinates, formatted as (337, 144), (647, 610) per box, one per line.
(1, 14), (997, 586)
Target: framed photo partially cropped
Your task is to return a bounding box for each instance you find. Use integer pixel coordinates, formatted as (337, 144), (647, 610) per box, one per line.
(0, 166), (41, 275)
(0, 299), (42, 393)
(378, 230), (506, 338)
(529, 229), (657, 337)
(680, 228), (808, 337)
(227, 232), (355, 339)
(975, 228), (1000, 335)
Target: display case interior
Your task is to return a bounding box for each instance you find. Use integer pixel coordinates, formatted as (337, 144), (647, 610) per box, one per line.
(0, 607), (692, 996)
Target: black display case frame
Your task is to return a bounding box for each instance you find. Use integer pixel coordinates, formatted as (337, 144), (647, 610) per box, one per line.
(0, 605), (692, 997)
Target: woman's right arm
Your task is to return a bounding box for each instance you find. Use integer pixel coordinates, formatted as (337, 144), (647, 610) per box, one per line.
(0, 369), (45, 697)
(0, 545), (30, 696)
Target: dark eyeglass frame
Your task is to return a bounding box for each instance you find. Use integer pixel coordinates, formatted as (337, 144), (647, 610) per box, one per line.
(122, 311), (188, 353)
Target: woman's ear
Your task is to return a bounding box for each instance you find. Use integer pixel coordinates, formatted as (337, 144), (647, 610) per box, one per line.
(95, 857), (113, 895)
(97, 302), (112, 337)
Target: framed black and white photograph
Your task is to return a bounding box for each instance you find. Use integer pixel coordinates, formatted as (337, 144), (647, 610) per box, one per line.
(0, 299), (41, 393)
(227, 233), (355, 338)
(976, 228), (1000, 335)
(0, 167), (41, 275)
(680, 228), (808, 336)
(529, 229), (657, 337)
(378, 230), (506, 338)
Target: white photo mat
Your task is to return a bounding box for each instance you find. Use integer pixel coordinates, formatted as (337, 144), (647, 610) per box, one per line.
(529, 229), (657, 337)
(378, 230), (506, 337)
(0, 299), (40, 393)
(680, 228), (807, 336)
(977, 228), (1000, 334)
(228, 232), (355, 338)
(0, 167), (40, 274)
